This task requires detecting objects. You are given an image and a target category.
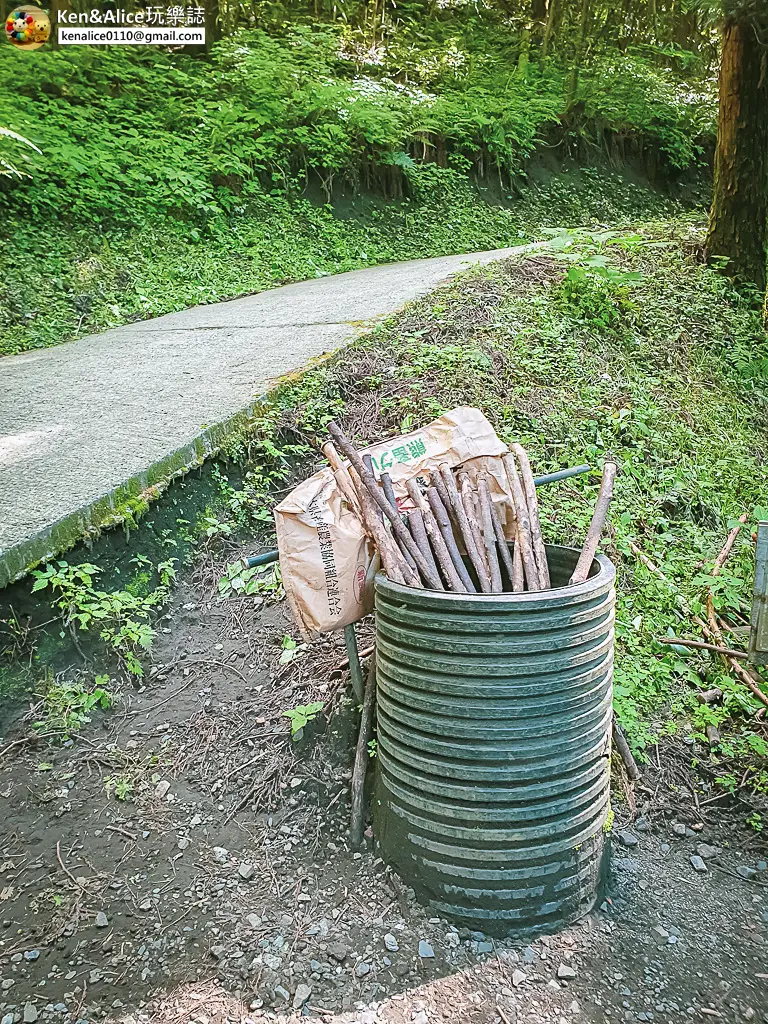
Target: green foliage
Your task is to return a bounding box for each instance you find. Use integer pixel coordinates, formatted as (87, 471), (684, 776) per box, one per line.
(283, 701), (324, 738)
(34, 674), (113, 740)
(218, 560), (283, 599)
(104, 775), (134, 801)
(0, 13), (699, 357)
(0, 125), (41, 179)
(279, 634), (308, 665)
(30, 557), (177, 677)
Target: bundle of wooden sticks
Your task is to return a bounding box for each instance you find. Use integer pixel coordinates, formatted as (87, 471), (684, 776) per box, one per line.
(324, 421), (617, 594)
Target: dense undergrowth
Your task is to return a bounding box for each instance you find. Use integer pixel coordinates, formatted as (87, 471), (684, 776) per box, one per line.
(0, 19), (711, 355)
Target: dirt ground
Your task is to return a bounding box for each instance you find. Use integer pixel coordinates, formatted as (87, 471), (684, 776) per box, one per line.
(1, 552), (768, 1024)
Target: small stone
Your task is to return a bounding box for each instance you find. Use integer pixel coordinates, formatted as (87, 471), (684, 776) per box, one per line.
(238, 863), (255, 880)
(293, 983), (311, 1008)
(247, 914), (262, 929)
(512, 969), (527, 987)
(210, 944), (226, 960)
(177, 837), (190, 851)
(617, 831), (638, 847)
(24, 949), (40, 960)
(94, 911), (109, 928)
(154, 780), (171, 798)
(634, 816), (649, 832)
(273, 985), (289, 1002)
(660, 843), (670, 854)
(652, 925), (670, 943)
(476, 941), (494, 954)
(24, 1005), (38, 1024)
(690, 856), (707, 873)
(569, 1001), (580, 1014)
(356, 961), (372, 977)
(695, 844), (720, 860)
(757, 861), (767, 872)
(384, 933), (399, 952)
(327, 941), (348, 962)
(412, 1013), (428, 1024)
(138, 898), (153, 911)
(290, 777), (302, 789)
(744, 1008), (755, 1020)
(671, 823), (687, 837)
(445, 931), (460, 947)
(547, 980), (561, 991)
(737, 865), (758, 879)
(557, 963), (577, 980)
(212, 846), (229, 864)
(418, 940), (434, 958)
(2, 1013), (14, 1024)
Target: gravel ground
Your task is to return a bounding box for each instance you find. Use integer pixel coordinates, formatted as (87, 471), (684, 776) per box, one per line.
(1, 562), (767, 1024)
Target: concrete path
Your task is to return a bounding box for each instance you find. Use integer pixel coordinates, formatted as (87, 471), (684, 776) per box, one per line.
(0, 245), (531, 587)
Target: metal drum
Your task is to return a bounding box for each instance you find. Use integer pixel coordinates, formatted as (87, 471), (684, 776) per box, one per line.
(373, 544), (615, 937)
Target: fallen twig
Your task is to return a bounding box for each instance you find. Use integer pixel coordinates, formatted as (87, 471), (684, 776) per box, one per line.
(350, 658), (377, 847)
(656, 637), (748, 660)
(612, 717), (640, 781)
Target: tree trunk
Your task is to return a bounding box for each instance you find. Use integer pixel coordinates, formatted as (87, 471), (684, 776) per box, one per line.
(705, 12), (768, 292)
(542, 0), (561, 57)
(565, 0), (591, 105)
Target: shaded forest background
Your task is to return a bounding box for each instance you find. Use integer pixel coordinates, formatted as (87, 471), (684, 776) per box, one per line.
(0, 0), (756, 353)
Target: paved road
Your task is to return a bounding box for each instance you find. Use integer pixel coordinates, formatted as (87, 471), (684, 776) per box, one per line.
(0, 245), (532, 587)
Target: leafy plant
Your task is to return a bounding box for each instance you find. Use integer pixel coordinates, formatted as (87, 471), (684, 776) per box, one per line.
(218, 560), (283, 599)
(30, 558), (177, 677)
(279, 634), (307, 665)
(104, 775), (134, 801)
(34, 675), (113, 740)
(282, 701), (324, 738)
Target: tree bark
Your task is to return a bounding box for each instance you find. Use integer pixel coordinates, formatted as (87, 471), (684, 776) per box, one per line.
(705, 10), (768, 292)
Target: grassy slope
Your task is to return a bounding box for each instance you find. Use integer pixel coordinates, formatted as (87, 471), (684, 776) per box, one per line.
(260, 219), (768, 765)
(0, 167), (677, 356)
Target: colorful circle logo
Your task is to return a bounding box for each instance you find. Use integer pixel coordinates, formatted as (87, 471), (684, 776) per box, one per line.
(5, 5), (50, 49)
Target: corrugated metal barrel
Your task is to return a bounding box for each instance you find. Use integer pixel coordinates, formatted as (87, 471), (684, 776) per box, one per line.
(373, 544), (615, 938)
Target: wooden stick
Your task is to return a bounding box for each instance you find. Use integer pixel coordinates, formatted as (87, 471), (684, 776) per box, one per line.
(427, 488), (474, 593)
(510, 444), (550, 589)
(381, 472), (416, 571)
(348, 467), (408, 586)
(569, 459), (618, 585)
(407, 508), (440, 583)
(458, 472), (491, 581)
(512, 533), (524, 592)
(438, 463), (491, 593)
(477, 474), (503, 593)
(362, 453), (383, 522)
(406, 480), (459, 591)
(612, 717), (640, 781)
(502, 453), (541, 591)
(328, 423), (443, 590)
(656, 637), (749, 660)
(350, 658), (377, 847)
(322, 441), (362, 517)
(488, 494), (516, 589)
